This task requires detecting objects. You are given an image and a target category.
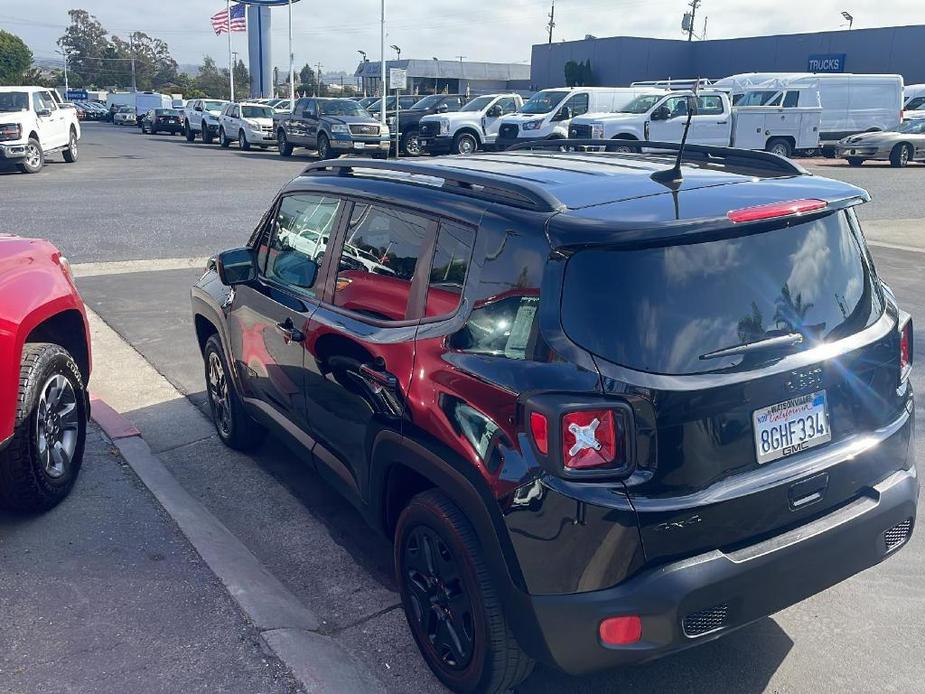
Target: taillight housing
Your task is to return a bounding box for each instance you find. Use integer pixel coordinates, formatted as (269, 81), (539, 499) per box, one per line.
(727, 198), (827, 224)
(899, 317), (913, 384)
(526, 397), (636, 480)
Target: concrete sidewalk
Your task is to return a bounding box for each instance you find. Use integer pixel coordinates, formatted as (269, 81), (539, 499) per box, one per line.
(0, 422), (300, 694)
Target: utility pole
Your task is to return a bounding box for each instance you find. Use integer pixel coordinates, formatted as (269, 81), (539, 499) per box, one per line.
(547, 0), (555, 44)
(379, 0), (386, 126)
(129, 34), (137, 91)
(316, 62), (322, 96)
(288, 0), (295, 103)
(687, 0), (701, 41)
(56, 48), (69, 94)
(231, 50), (239, 101)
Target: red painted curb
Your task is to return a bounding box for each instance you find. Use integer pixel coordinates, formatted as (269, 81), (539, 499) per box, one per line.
(90, 394), (142, 440)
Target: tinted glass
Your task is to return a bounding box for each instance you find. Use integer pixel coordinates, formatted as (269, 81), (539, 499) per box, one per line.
(520, 90), (568, 114)
(498, 97), (518, 114)
(620, 94), (663, 114)
(334, 205), (429, 322)
(563, 93), (589, 116)
(264, 194), (342, 295)
(203, 100), (225, 111)
(242, 105), (274, 118)
(318, 99), (366, 116)
(906, 96), (925, 110)
(461, 96), (493, 112)
(897, 119), (925, 134)
(426, 221), (475, 317)
(561, 212), (883, 375)
(400, 96), (419, 109)
(783, 91), (800, 107)
(697, 95), (724, 115)
(0, 92), (29, 112)
(738, 90), (780, 106)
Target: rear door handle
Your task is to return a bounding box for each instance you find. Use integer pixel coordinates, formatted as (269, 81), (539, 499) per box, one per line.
(275, 318), (304, 343)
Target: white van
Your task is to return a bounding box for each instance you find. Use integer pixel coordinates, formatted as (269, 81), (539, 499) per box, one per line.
(494, 87), (662, 148)
(714, 73), (904, 144)
(903, 84), (925, 118)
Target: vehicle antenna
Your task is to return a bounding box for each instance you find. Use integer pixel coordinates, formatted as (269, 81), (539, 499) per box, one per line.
(651, 78), (700, 187)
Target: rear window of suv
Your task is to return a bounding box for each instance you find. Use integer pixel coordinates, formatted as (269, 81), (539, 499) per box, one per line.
(561, 211), (883, 375)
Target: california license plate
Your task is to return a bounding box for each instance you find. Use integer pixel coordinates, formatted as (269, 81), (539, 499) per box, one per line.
(753, 390), (831, 464)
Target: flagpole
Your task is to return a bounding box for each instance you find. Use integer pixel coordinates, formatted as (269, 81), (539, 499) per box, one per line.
(227, 0), (234, 100)
(288, 0), (295, 104)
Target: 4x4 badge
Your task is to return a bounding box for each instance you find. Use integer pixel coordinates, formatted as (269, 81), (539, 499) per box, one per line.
(568, 419), (603, 456)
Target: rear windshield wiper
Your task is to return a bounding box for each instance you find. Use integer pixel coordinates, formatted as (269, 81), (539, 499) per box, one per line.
(699, 332), (804, 361)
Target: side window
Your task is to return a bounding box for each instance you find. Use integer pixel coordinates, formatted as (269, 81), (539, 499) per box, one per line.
(41, 92), (58, 111)
(334, 204), (429, 322)
(564, 93), (589, 117)
(305, 100), (317, 118)
(294, 98), (308, 114)
(426, 221), (475, 318)
(663, 96), (688, 118)
(783, 91), (800, 108)
(264, 193), (343, 296)
(446, 97), (465, 111)
(497, 97), (518, 114)
(697, 95), (725, 115)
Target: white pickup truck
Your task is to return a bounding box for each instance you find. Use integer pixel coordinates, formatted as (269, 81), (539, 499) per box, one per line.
(569, 89), (821, 158)
(418, 93), (523, 155)
(183, 98), (230, 144)
(0, 86), (81, 174)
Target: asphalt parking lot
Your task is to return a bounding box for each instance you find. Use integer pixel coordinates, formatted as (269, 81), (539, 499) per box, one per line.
(2, 122), (924, 693)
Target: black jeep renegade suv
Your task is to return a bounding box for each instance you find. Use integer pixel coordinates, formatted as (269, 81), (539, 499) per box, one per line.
(191, 143), (916, 693)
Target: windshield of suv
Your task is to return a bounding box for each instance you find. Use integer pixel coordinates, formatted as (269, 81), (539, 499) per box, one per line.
(203, 100), (225, 111)
(411, 95), (443, 110)
(319, 99), (366, 116)
(561, 212), (882, 375)
(520, 90), (569, 114)
(895, 119), (925, 133)
(461, 96), (494, 112)
(619, 94), (664, 114)
(738, 90), (781, 106)
(242, 105), (274, 118)
(0, 92), (29, 112)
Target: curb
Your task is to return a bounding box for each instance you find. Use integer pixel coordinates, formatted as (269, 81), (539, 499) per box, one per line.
(90, 398), (384, 693)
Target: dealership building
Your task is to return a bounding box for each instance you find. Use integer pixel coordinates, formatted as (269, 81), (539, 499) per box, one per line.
(530, 24), (925, 89)
(355, 59), (531, 97)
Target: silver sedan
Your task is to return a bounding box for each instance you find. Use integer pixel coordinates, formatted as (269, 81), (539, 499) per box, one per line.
(837, 120), (925, 167)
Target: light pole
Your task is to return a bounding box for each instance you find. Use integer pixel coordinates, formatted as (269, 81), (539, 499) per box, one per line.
(841, 10), (854, 29)
(289, 0), (295, 103)
(231, 50), (239, 100)
(432, 56), (439, 94)
(358, 50), (367, 97)
(391, 44), (401, 61)
(379, 0), (386, 125)
(56, 48), (70, 95)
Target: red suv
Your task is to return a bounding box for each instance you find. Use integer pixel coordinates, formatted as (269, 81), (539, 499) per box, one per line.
(0, 236), (91, 512)
(192, 148), (916, 693)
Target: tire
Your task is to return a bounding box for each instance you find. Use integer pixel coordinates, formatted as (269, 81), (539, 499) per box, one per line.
(605, 138), (639, 153)
(890, 143), (912, 168)
(317, 133), (336, 160)
(847, 157), (864, 167)
(17, 137), (44, 174)
(62, 129), (79, 163)
(402, 129), (422, 156)
(219, 127), (230, 148)
(238, 130), (251, 151)
(278, 130), (293, 157)
(453, 132), (479, 155)
(185, 122), (195, 142)
(766, 137), (793, 158)
(203, 335), (265, 451)
(201, 125), (213, 144)
(395, 490), (534, 694)
(0, 344), (87, 512)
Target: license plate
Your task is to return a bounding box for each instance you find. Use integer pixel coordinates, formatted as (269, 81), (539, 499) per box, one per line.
(753, 390), (831, 464)
(353, 142), (366, 149)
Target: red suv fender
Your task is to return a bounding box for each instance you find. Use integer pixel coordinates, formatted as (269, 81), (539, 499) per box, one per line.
(0, 239), (91, 446)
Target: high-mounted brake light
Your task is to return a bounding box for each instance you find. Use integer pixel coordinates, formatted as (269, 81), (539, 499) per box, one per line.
(727, 198), (828, 224)
(900, 318), (913, 383)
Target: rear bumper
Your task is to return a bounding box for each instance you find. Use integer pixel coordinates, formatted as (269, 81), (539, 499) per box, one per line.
(529, 465), (918, 675)
(0, 143), (28, 160)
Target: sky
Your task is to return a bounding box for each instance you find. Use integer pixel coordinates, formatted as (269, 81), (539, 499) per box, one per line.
(5, 0), (925, 74)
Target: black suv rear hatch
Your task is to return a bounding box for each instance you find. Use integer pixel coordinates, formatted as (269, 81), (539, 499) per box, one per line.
(559, 209), (908, 565)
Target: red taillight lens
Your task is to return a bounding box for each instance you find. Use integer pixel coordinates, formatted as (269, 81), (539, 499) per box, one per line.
(900, 319), (913, 381)
(727, 199), (827, 223)
(599, 615), (642, 645)
(562, 409), (619, 470)
(529, 411), (548, 455)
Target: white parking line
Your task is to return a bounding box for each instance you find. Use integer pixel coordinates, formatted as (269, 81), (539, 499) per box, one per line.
(72, 257), (208, 278)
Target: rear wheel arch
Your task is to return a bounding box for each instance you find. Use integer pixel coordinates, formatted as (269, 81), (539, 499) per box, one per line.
(25, 309), (90, 384)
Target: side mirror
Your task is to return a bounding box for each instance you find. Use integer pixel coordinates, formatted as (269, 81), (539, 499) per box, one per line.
(194, 105), (203, 112)
(651, 105), (670, 121)
(487, 105), (502, 118)
(216, 248), (256, 286)
(556, 106), (572, 121)
(36, 108), (52, 118)
(436, 103), (449, 113)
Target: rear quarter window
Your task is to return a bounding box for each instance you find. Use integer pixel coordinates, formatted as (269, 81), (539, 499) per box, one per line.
(561, 211), (883, 375)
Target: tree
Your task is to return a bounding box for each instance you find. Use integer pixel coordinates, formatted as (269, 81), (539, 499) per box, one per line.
(0, 30), (33, 85)
(195, 56), (230, 99)
(297, 63), (317, 94)
(58, 10), (110, 87)
(580, 59), (595, 87)
(564, 60), (580, 87)
(233, 59), (250, 100)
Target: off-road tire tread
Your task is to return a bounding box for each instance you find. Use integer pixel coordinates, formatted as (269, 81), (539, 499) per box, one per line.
(0, 344), (86, 511)
(399, 490), (535, 693)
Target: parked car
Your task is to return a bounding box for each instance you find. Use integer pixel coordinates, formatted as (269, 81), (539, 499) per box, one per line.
(0, 86), (80, 174)
(140, 108), (184, 135)
(419, 93), (523, 155)
(366, 94), (419, 119)
(495, 87), (659, 148)
(183, 98), (229, 144)
(0, 236), (91, 512)
(218, 102), (277, 150)
(388, 93), (468, 156)
(569, 89), (820, 157)
(113, 106), (137, 126)
(273, 97), (390, 159)
(192, 144), (916, 694)
(273, 99), (293, 113)
(837, 119), (925, 166)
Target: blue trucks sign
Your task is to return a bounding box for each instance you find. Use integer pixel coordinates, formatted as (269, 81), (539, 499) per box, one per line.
(65, 89), (88, 101)
(808, 54), (846, 73)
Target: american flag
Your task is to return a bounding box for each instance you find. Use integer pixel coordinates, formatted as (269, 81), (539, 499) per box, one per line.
(211, 3), (247, 35)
